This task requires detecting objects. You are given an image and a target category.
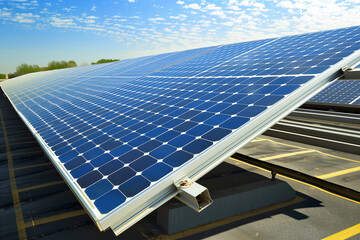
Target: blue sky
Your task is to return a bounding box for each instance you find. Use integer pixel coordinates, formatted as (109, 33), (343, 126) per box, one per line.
(1, 0), (360, 73)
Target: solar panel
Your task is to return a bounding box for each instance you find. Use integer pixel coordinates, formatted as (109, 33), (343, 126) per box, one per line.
(310, 80), (360, 105)
(2, 25), (360, 235)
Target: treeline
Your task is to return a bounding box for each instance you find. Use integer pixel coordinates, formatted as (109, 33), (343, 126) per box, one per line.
(91, 59), (119, 65)
(7, 60), (78, 79)
(3, 59), (120, 79)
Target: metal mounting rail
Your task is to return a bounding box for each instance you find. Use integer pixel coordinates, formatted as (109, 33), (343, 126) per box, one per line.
(301, 102), (360, 114)
(277, 119), (360, 143)
(290, 109), (360, 125)
(264, 109), (360, 155)
(343, 68), (360, 79)
(231, 153), (360, 203)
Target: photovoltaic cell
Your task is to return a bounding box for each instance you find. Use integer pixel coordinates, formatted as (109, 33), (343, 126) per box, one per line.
(1, 25), (360, 235)
(310, 80), (360, 105)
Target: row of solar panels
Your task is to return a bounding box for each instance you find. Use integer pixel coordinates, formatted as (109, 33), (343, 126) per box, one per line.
(311, 80), (360, 105)
(1, 25), (360, 235)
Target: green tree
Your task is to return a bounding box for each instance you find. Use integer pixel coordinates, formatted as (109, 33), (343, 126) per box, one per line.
(47, 60), (77, 70)
(8, 60), (78, 78)
(68, 60), (77, 68)
(0, 73), (6, 79)
(91, 59), (120, 65)
(15, 63), (41, 75)
(47, 60), (66, 70)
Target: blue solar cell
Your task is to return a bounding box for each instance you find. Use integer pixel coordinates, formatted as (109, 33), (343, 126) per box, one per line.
(146, 127), (167, 137)
(255, 95), (284, 106)
(272, 85), (300, 95)
(173, 121), (197, 132)
(52, 143), (68, 152)
(95, 190), (126, 214)
(101, 140), (123, 150)
(138, 140), (162, 152)
(118, 149), (143, 164)
(118, 176), (150, 197)
(77, 142), (96, 153)
(70, 163), (94, 178)
(168, 134), (195, 148)
(129, 155), (157, 171)
(187, 124), (213, 136)
(150, 145), (176, 159)
(128, 136), (150, 147)
(156, 131), (181, 142)
(221, 104), (247, 115)
(163, 118), (184, 128)
(239, 95), (264, 104)
(85, 179), (113, 200)
(220, 116), (249, 129)
(91, 153), (113, 167)
(203, 128), (232, 141)
(59, 150), (79, 163)
(108, 167), (136, 186)
(77, 171), (103, 188)
(2, 25), (360, 234)
(183, 139), (212, 154)
(99, 160), (124, 175)
(190, 112), (213, 122)
(238, 106), (267, 118)
(110, 144), (132, 156)
(204, 114), (231, 125)
(163, 150), (193, 167)
(142, 163), (172, 182)
(83, 147), (104, 160)
(64, 156), (86, 170)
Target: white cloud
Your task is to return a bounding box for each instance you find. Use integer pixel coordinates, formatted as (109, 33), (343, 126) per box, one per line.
(180, 26), (188, 32)
(253, 2), (265, 9)
(50, 16), (76, 27)
(0, 12), (11, 17)
(206, 4), (221, 10)
(184, 3), (201, 10)
(0, 8), (11, 17)
(229, 5), (240, 10)
(12, 0), (39, 10)
(11, 12), (39, 23)
(63, 6), (76, 12)
(170, 14), (187, 20)
(128, 0), (135, 2)
(198, 19), (211, 26)
(277, 1), (294, 9)
(86, 15), (98, 19)
(2, 0), (360, 62)
(223, 21), (234, 26)
(149, 17), (165, 22)
(210, 10), (227, 18)
(238, 0), (251, 6)
(83, 19), (95, 24)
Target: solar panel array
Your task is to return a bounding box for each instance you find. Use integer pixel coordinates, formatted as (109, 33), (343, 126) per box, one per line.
(2, 25), (360, 235)
(310, 80), (360, 105)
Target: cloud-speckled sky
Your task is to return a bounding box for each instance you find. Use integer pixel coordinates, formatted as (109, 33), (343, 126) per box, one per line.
(1, 0), (360, 73)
